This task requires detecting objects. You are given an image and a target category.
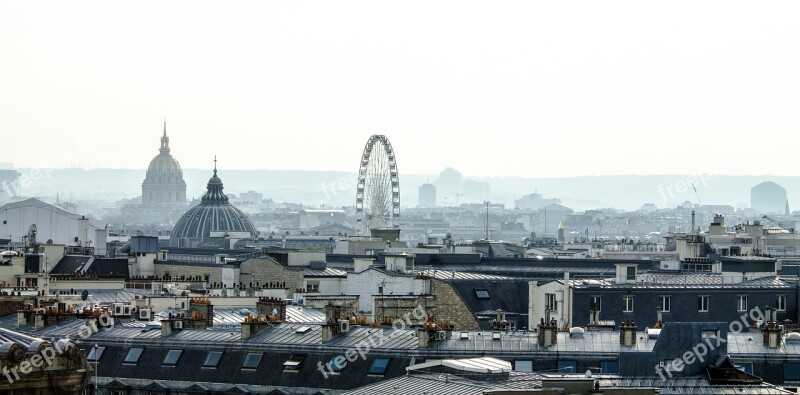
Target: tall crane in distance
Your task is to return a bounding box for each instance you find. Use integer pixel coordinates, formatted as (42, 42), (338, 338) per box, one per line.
(761, 215), (795, 234)
(691, 183), (703, 206)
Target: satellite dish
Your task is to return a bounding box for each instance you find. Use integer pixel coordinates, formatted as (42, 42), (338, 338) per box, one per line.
(80, 290), (89, 301)
(272, 308), (278, 316)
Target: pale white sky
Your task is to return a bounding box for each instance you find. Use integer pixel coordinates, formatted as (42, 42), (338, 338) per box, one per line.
(1, 1), (799, 178)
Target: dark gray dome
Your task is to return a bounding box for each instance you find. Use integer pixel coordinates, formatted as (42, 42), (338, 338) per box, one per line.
(169, 166), (257, 246)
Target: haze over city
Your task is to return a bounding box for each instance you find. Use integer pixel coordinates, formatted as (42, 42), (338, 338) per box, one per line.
(4, 2), (800, 394)
(2, 1), (800, 177)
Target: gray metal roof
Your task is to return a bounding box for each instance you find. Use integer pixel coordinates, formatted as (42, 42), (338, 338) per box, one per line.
(324, 326), (419, 350)
(418, 269), (513, 281)
(285, 305), (327, 324)
(728, 332), (800, 356)
(344, 373), (795, 395)
(300, 267), (348, 277)
(429, 330), (654, 354)
(573, 274), (793, 289)
(245, 324), (321, 345)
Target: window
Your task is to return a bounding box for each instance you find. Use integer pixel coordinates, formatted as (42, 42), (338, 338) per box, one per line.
(203, 351), (223, 368)
(163, 349), (183, 365)
(111, 391), (124, 395)
(558, 360), (577, 373)
(369, 358), (390, 375)
(514, 360), (533, 372)
(242, 352), (263, 369)
(283, 355), (305, 371)
(737, 362), (753, 375)
(737, 295), (748, 312)
(698, 296), (709, 312)
(327, 356), (346, 373)
(545, 293), (557, 311)
(777, 295), (787, 311)
(660, 296), (671, 313)
(124, 347), (144, 364)
(626, 266), (636, 281)
(623, 295), (634, 312)
(600, 361), (619, 374)
(475, 289), (490, 299)
(590, 296), (601, 312)
(702, 330), (720, 341)
(785, 363), (800, 380)
(306, 280), (320, 293)
(87, 346), (105, 362)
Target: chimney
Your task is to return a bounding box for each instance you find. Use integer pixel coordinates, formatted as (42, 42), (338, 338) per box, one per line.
(763, 307), (781, 349)
(620, 320), (637, 347)
(34, 313), (45, 329)
(160, 313), (185, 337)
(417, 318), (451, 347)
(188, 298), (214, 328)
(256, 297), (287, 321)
(417, 327), (431, 347)
(538, 318), (558, 347)
(657, 307), (663, 326)
(241, 315), (272, 340)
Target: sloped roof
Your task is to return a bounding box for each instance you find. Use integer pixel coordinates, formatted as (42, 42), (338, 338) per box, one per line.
(49, 255), (91, 275)
(0, 198), (106, 229)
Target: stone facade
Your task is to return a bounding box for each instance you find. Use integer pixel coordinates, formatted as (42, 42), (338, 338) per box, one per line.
(343, 268), (427, 314)
(249, 258), (304, 298)
(431, 279), (480, 330)
(154, 262), (233, 287)
(374, 295), (435, 324)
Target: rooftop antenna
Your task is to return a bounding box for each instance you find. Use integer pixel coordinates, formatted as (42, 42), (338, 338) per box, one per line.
(485, 201), (489, 240)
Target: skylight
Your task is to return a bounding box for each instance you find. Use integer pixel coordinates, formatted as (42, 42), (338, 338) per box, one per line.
(283, 355), (305, 371)
(475, 289), (490, 299)
(203, 351), (223, 368)
(295, 326), (311, 334)
(369, 358), (390, 375)
(124, 347), (144, 364)
(242, 352), (262, 369)
(163, 349), (183, 365)
(87, 346), (105, 362)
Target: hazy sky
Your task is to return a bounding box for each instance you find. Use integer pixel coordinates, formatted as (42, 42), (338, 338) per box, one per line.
(2, 1), (799, 178)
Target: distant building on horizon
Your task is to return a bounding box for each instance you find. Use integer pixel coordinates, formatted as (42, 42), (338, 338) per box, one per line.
(418, 183), (436, 208)
(751, 181), (787, 214)
(121, 122), (189, 225)
(170, 162), (258, 248)
(142, 122), (187, 206)
(515, 190), (561, 210)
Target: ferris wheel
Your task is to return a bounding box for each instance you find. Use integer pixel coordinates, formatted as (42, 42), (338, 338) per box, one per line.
(356, 135), (400, 234)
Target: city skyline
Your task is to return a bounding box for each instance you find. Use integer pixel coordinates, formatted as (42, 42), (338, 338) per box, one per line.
(2, 1), (800, 177)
